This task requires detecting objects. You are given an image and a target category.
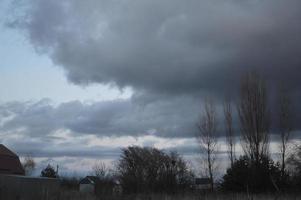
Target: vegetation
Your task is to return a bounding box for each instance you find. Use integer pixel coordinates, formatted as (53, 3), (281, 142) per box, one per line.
(90, 161), (118, 195)
(196, 99), (218, 190)
(287, 145), (301, 188)
(92, 161), (112, 179)
(53, 191), (301, 200)
(223, 99), (235, 167)
(41, 164), (59, 178)
(220, 155), (285, 192)
(22, 154), (36, 176)
(278, 84), (293, 178)
(117, 146), (194, 194)
(60, 176), (79, 191)
(238, 72), (270, 165)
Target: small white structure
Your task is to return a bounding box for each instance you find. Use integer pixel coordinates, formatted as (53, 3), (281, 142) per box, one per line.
(79, 176), (99, 193)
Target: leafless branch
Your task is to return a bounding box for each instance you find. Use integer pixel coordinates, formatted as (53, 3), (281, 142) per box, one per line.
(237, 72), (270, 164)
(196, 98), (218, 190)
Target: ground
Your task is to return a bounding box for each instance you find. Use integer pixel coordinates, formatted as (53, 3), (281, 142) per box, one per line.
(56, 191), (301, 200)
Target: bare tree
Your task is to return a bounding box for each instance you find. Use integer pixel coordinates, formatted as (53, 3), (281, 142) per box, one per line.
(92, 161), (109, 180)
(197, 99), (218, 191)
(224, 99), (235, 167)
(22, 155), (36, 176)
(278, 85), (293, 177)
(237, 72), (270, 164)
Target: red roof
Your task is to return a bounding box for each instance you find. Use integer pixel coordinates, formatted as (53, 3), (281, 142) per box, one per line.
(0, 144), (25, 175)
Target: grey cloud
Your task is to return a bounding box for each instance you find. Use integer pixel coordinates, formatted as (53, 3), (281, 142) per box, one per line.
(1, 97), (299, 141)
(8, 0), (301, 97)
(8, 0), (301, 133)
(3, 0), (301, 148)
(18, 144), (121, 159)
(0, 97), (200, 138)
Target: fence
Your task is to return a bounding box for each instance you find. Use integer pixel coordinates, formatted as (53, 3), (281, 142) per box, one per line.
(0, 174), (59, 200)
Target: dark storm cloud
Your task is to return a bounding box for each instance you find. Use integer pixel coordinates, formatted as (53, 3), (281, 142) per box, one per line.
(8, 0), (301, 96)
(5, 0), (301, 139)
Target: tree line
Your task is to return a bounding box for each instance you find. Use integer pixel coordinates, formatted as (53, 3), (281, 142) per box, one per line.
(197, 71), (297, 193)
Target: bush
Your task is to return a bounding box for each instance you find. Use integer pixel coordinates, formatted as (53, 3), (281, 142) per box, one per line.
(117, 146), (194, 194)
(220, 156), (283, 193)
(41, 164), (58, 178)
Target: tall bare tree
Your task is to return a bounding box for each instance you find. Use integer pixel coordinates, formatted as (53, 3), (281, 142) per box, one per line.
(197, 99), (218, 191)
(224, 99), (235, 167)
(278, 85), (293, 177)
(238, 72), (270, 164)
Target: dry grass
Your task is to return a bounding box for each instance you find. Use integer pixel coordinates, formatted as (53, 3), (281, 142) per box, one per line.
(56, 191), (301, 200)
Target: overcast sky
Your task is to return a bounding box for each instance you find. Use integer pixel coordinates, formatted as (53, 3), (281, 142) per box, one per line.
(0, 0), (300, 176)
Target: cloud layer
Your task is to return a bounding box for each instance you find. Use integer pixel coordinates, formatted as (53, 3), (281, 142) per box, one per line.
(7, 0), (301, 136)
(2, 0), (301, 173)
(0, 98), (199, 138)
(9, 0), (301, 96)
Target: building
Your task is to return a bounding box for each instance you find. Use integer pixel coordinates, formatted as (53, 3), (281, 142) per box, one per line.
(0, 144), (25, 175)
(194, 178), (211, 190)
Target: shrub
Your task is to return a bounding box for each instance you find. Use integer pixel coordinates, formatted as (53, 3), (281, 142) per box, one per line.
(220, 156), (283, 193)
(41, 164), (58, 178)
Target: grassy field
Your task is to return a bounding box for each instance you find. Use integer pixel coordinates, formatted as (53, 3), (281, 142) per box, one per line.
(57, 191), (301, 200)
